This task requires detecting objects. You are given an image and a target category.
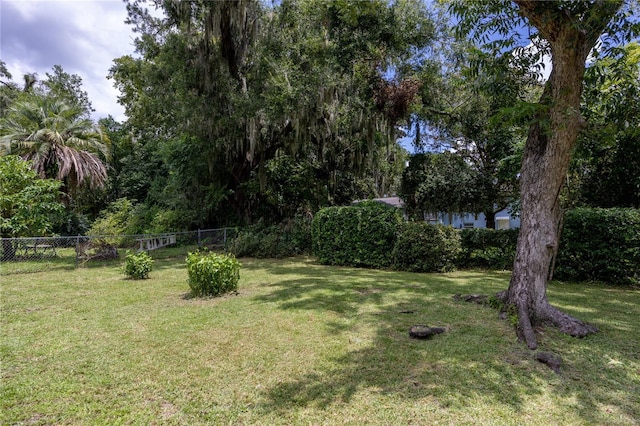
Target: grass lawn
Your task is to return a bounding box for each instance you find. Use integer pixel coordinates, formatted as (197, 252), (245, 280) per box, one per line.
(1, 247), (639, 425)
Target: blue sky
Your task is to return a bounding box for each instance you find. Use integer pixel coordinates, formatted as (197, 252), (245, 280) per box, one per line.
(1, 0), (151, 121)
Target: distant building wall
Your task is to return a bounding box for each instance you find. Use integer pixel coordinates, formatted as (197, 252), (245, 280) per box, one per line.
(356, 197), (520, 229)
(435, 208), (520, 229)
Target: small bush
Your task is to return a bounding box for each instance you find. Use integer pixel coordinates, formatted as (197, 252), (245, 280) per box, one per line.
(123, 251), (154, 279)
(458, 228), (519, 270)
(186, 250), (241, 297)
(312, 201), (401, 268)
(392, 222), (461, 272)
(556, 208), (640, 285)
(87, 198), (139, 246)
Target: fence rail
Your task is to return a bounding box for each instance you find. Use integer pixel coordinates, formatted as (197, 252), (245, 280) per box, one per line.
(0, 228), (238, 272)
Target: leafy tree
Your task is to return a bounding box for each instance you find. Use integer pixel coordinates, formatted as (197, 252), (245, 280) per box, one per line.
(0, 97), (109, 192)
(405, 17), (528, 228)
(41, 65), (94, 117)
(0, 156), (63, 259)
(111, 0), (433, 226)
(400, 152), (482, 221)
(0, 61), (20, 118)
(0, 64), (93, 120)
(452, 0), (638, 349)
(570, 42), (640, 208)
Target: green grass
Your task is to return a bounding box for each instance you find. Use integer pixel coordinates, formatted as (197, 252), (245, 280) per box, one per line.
(1, 249), (639, 425)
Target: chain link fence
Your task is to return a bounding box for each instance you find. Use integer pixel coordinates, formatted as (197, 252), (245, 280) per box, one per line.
(1, 228), (238, 275)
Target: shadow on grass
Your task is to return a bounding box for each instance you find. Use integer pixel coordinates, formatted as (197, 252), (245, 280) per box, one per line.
(246, 258), (640, 423)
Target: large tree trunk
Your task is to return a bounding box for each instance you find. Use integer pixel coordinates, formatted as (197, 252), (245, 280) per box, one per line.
(503, 1), (621, 349)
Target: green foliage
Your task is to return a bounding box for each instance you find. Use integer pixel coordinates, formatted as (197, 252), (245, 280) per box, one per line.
(570, 43), (640, 209)
(123, 250), (153, 280)
(88, 198), (136, 235)
(0, 155), (63, 238)
(505, 303), (518, 328)
(400, 153), (482, 220)
(186, 250), (241, 297)
(392, 222), (461, 273)
(312, 201), (401, 268)
(228, 216), (312, 258)
(109, 0), (433, 226)
(487, 294), (503, 310)
(458, 228), (519, 270)
(486, 296), (518, 326)
(42, 65), (94, 117)
(87, 198), (140, 246)
(556, 208), (640, 285)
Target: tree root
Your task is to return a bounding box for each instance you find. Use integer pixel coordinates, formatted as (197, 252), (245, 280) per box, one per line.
(543, 305), (599, 337)
(535, 351), (562, 373)
(455, 292), (598, 350)
(517, 303), (598, 349)
(517, 304), (538, 349)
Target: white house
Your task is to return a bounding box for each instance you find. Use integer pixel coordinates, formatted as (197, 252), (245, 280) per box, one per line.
(362, 197), (520, 229)
(429, 210), (520, 230)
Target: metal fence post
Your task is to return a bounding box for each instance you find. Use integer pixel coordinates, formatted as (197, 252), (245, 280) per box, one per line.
(75, 235), (80, 268)
(197, 229), (201, 247)
(223, 228), (227, 250)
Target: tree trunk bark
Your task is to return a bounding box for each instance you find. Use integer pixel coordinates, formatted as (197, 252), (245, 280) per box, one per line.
(503, 21), (600, 349)
(485, 210), (496, 230)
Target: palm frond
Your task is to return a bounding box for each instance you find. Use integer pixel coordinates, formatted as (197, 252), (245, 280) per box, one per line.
(0, 97), (109, 189)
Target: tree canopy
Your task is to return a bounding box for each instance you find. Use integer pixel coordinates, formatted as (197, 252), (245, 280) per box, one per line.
(570, 42), (640, 208)
(107, 0), (434, 227)
(0, 155), (63, 239)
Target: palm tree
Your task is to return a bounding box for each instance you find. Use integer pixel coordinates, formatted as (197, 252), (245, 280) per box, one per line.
(0, 97), (109, 190)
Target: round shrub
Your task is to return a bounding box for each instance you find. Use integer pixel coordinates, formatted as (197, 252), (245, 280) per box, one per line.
(186, 251), (241, 297)
(124, 250), (154, 279)
(392, 222), (461, 272)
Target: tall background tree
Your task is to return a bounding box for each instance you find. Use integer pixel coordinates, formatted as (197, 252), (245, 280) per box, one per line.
(408, 39), (528, 228)
(452, 0), (639, 349)
(400, 152), (482, 221)
(108, 0), (434, 228)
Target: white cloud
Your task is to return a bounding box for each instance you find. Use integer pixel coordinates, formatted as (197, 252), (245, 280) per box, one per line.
(514, 40), (552, 82)
(0, 0), (140, 122)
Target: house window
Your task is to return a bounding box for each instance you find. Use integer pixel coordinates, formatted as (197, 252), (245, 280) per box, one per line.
(496, 217), (510, 230)
(424, 212), (438, 223)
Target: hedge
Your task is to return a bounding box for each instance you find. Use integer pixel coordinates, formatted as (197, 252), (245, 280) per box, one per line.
(312, 201), (402, 268)
(227, 216), (312, 258)
(458, 228), (519, 270)
(556, 208), (640, 285)
(292, 205), (639, 285)
(393, 222), (461, 272)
